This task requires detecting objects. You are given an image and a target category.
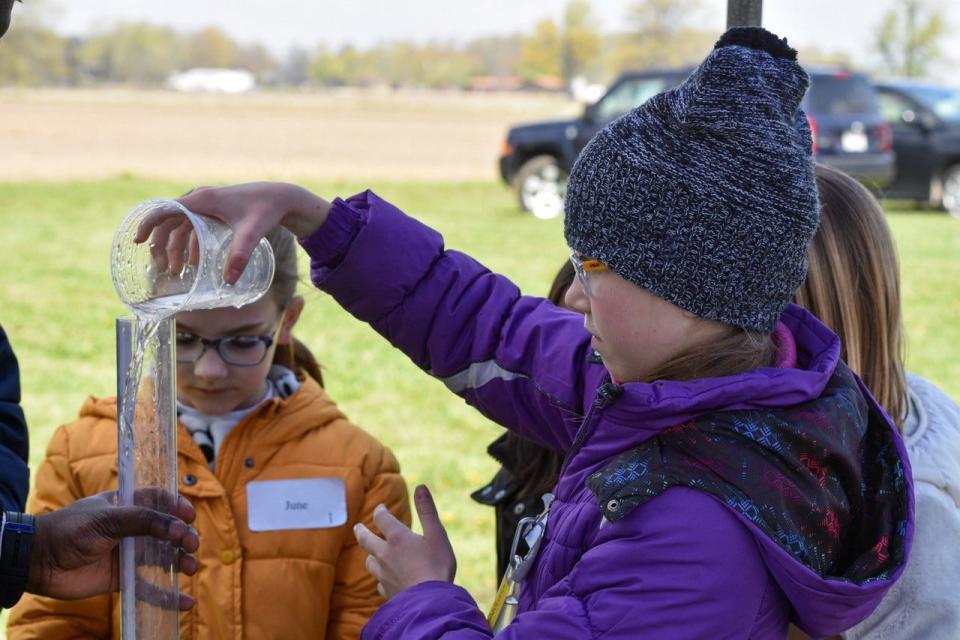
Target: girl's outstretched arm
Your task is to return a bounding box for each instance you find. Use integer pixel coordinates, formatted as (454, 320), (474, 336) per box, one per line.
(174, 184), (601, 452)
(301, 190), (600, 451)
(134, 182), (331, 284)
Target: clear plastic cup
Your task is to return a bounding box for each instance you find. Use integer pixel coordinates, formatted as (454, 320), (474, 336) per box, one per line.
(111, 199), (275, 316)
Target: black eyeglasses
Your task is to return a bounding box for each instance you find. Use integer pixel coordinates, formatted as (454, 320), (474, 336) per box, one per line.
(175, 322), (282, 367)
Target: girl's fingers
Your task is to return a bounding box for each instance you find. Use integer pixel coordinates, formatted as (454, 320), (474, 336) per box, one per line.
(372, 504), (410, 541)
(134, 205), (189, 244)
(176, 186), (249, 281)
(223, 220), (265, 284)
(414, 485), (447, 542)
(147, 217), (187, 273)
(354, 523), (388, 557)
(188, 231), (200, 271)
(364, 554), (384, 581)
(148, 220), (176, 274)
(166, 221), (195, 275)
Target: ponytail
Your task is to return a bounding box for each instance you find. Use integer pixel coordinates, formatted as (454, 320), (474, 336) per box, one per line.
(272, 337), (325, 388)
(263, 227), (325, 388)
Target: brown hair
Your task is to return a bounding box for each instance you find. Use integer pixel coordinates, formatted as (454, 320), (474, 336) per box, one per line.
(506, 261), (573, 498)
(794, 164), (907, 428)
(264, 228), (325, 387)
(644, 328), (776, 383)
(546, 259), (576, 307)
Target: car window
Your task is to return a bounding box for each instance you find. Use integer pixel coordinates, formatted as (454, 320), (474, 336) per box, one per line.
(907, 86), (960, 123)
(808, 74), (878, 115)
(877, 90), (916, 124)
(595, 77), (668, 122)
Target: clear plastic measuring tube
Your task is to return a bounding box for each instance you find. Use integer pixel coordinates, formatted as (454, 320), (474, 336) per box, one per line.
(112, 199), (275, 640)
(116, 316), (178, 639)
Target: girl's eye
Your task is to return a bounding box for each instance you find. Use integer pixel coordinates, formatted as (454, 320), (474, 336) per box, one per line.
(225, 336), (260, 351)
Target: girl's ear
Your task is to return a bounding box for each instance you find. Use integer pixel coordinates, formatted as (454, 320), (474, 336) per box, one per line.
(277, 296), (305, 346)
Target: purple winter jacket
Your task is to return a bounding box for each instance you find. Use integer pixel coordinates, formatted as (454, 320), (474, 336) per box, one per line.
(301, 191), (914, 640)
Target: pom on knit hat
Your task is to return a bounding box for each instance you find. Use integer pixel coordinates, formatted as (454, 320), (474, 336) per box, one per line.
(563, 27), (819, 332)
(715, 26), (797, 60)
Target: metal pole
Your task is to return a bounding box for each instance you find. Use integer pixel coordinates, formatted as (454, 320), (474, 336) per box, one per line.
(726, 0), (763, 28)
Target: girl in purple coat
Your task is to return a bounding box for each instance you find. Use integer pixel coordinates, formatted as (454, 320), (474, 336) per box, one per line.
(143, 27), (912, 640)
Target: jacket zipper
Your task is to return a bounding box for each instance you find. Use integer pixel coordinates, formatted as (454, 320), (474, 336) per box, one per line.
(558, 382), (623, 479)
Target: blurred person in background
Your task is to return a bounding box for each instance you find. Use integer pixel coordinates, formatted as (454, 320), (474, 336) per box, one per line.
(792, 164), (960, 640)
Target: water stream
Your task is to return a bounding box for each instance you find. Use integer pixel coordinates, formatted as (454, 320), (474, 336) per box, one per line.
(117, 312), (179, 640)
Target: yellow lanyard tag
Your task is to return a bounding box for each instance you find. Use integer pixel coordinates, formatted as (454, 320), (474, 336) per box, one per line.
(486, 571), (513, 628)
(486, 567), (519, 631)
(486, 494), (555, 631)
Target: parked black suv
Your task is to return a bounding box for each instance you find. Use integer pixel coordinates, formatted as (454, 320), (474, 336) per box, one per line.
(499, 69), (688, 218)
(875, 81), (960, 218)
(499, 67), (894, 218)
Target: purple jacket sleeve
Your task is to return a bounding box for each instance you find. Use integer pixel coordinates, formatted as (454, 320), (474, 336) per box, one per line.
(361, 488), (782, 640)
(300, 191), (601, 453)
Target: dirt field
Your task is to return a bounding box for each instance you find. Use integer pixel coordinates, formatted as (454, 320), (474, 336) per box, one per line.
(0, 87), (578, 182)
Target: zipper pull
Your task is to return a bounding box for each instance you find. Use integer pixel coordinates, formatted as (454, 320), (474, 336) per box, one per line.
(595, 382), (624, 406)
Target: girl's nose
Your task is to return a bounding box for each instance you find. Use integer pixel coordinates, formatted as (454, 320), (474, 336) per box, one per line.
(192, 345), (228, 379)
(564, 277), (590, 315)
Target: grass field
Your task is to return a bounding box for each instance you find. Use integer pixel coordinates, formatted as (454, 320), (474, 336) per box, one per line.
(0, 89), (958, 633)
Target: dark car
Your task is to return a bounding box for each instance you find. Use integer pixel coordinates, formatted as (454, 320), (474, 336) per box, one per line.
(499, 69), (689, 218)
(875, 81), (960, 218)
(500, 67), (894, 218)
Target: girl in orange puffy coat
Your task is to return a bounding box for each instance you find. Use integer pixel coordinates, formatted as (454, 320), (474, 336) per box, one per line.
(7, 228), (411, 640)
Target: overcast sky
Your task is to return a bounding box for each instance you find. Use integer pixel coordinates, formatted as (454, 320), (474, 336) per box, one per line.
(26, 0), (960, 77)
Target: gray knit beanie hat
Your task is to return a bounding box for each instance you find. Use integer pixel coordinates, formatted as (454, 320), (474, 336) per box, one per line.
(564, 27), (819, 332)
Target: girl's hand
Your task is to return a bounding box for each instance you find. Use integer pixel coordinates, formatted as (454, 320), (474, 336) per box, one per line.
(134, 182), (331, 284)
(354, 485), (457, 600)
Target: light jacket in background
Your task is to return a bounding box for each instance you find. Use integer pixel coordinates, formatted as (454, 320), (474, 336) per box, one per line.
(843, 373), (960, 640)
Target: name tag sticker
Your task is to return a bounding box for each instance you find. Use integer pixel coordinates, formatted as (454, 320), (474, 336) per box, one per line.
(247, 478), (347, 532)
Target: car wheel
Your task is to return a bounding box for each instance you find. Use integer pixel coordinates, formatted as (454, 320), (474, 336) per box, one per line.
(941, 165), (960, 220)
(514, 155), (567, 220)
